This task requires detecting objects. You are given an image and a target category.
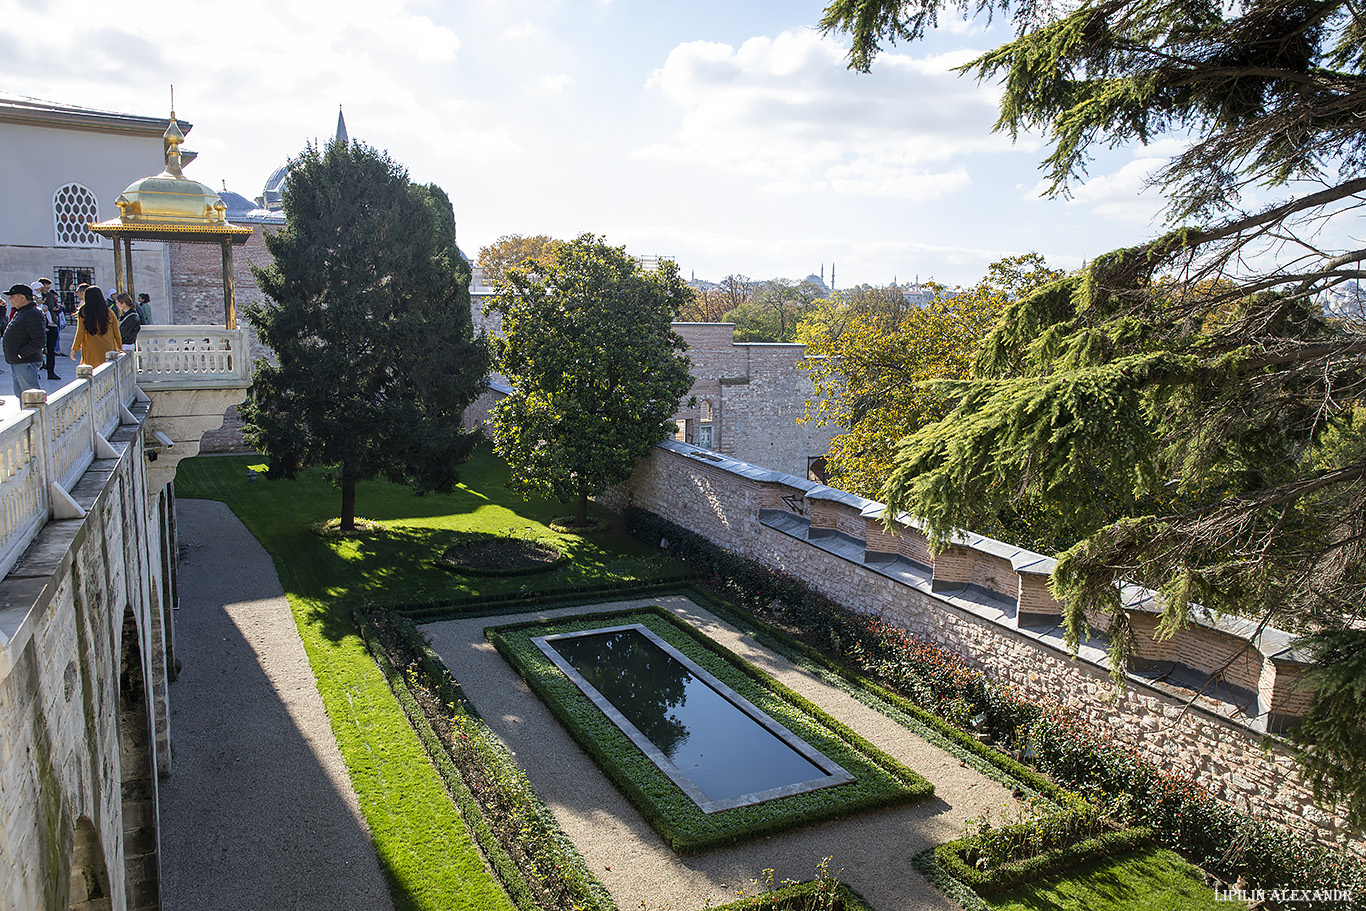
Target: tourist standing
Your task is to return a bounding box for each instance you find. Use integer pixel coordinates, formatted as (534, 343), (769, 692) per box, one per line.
(37, 278), (63, 380)
(70, 287), (122, 368)
(136, 292), (153, 325)
(4, 283), (47, 400)
(115, 293), (141, 346)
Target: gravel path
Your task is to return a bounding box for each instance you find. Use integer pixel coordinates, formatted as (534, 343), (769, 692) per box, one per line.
(158, 499), (393, 911)
(424, 595), (1014, 911)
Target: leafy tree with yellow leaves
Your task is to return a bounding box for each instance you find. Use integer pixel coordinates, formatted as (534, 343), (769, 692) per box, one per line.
(801, 255), (1063, 516)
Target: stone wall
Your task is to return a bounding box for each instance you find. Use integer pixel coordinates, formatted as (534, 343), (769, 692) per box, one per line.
(0, 401), (174, 910)
(607, 440), (1359, 854)
(670, 323), (841, 480)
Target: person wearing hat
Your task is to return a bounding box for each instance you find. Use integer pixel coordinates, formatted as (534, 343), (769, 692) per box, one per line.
(34, 278), (62, 381)
(4, 283), (48, 399)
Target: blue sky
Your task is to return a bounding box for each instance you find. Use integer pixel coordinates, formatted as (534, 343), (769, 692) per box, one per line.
(3, 0), (1180, 287)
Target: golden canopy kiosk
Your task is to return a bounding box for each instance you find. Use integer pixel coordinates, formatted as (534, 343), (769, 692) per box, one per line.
(90, 112), (252, 328)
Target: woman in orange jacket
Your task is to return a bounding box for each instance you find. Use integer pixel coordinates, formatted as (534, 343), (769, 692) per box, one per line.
(70, 287), (122, 368)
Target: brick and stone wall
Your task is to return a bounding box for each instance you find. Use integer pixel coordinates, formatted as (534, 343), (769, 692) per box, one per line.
(605, 440), (1359, 854)
(167, 230), (275, 454)
(670, 323), (841, 480)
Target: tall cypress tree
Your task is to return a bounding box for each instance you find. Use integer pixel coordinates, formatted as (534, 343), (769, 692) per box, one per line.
(241, 140), (488, 529)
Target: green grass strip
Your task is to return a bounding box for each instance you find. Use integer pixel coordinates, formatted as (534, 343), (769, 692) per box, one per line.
(488, 607), (933, 854)
(982, 845), (1236, 911)
(175, 457), (520, 911)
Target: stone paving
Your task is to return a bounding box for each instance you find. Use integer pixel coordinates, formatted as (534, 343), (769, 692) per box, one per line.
(425, 596), (1015, 911)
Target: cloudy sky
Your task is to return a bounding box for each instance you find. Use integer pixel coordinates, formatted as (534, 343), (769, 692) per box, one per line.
(3, 0), (1179, 287)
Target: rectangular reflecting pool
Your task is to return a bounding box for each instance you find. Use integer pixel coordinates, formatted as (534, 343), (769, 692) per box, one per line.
(533, 623), (853, 813)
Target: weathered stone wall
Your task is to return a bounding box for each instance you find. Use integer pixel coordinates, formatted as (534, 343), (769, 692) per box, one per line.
(0, 404), (173, 910)
(607, 441), (1360, 855)
(670, 324), (841, 480)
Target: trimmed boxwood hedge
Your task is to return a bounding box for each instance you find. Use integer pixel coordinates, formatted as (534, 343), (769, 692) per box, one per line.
(488, 606), (935, 854)
(935, 824), (1153, 895)
(625, 508), (1366, 910)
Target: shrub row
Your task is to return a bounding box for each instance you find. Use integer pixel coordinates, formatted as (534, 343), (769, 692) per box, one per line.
(709, 877), (874, 911)
(488, 607), (934, 854)
(357, 610), (615, 911)
(626, 508), (1366, 908)
(935, 824), (1152, 895)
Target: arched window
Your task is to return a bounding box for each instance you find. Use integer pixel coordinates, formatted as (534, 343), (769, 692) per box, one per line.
(699, 399), (713, 423)
(53, 183), (100, 246)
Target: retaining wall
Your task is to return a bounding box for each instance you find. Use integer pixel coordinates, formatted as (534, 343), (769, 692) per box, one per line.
(606, 439), (1359, 853)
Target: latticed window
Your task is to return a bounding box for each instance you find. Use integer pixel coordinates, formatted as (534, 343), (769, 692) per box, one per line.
(53, 184), (100, 246)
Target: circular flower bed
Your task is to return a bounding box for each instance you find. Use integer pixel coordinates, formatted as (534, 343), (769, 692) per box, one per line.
(438, 537), (567, 576)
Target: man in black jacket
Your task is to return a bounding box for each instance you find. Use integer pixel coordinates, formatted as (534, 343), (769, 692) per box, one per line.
(4, 284), (47, 400)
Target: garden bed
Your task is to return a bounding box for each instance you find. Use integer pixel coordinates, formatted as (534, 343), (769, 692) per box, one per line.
(487, 607), (935, 854)
(438, 535), (567, 576)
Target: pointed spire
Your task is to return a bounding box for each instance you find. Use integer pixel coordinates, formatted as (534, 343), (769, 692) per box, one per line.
(163, 109), (186, 178)
(334, 105), (349, 147)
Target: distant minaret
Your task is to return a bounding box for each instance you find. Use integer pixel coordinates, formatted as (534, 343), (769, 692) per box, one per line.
(821, 263), (825, 284)
(831, 261), (836, 291)
(334, 105), (349, 146)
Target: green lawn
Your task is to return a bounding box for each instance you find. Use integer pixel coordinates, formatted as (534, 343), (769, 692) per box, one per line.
(174, 447), (685, 911)
(984, 846), (1239, 911)
(176, 448), (1234, 911)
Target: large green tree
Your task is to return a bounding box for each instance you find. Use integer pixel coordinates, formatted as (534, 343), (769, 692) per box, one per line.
(489, 235), (693, 526)
(242, 141), (488, 530)
(822, 0), (1366, 825)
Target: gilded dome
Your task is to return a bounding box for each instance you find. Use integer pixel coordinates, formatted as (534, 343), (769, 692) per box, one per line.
(113, 114), (228, 226)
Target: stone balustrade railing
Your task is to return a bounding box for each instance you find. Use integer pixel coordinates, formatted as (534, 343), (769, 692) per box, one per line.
(0, 355), (135, 588)
(0, 326), (250, 595)
(132, 326), (252, 387)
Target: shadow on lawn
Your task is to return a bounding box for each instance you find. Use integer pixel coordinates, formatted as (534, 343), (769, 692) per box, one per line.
(292, 519), (683, 646)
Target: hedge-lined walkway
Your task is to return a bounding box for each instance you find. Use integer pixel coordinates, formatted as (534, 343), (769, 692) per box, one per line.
(424, 595), (1016, 911)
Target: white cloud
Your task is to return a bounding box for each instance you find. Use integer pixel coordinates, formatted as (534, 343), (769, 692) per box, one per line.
(639, 29), (1012, 200)
(537, 73), (574, 94)
(501, 21), (536, 40)
(1047, 156), (1169, 226)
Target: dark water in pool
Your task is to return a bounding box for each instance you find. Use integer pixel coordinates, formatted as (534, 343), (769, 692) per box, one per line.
(548, 627), (829, 802)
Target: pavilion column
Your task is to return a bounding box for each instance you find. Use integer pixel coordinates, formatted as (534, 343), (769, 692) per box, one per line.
(221, 238), (236, 329)
(112, 238), (125, 296)
(123, 238), (136, 302)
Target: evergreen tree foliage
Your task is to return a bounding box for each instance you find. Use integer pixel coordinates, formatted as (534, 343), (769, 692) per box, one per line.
(489, 235), (693, 526)
(822, 0), (1366, 826)
(242, 140), (488, 530)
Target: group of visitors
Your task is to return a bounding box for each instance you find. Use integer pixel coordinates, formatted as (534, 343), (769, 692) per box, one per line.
(1, 279), (153, 401)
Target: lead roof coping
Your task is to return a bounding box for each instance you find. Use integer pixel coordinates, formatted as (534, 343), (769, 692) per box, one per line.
(655, 438), (1309, 663)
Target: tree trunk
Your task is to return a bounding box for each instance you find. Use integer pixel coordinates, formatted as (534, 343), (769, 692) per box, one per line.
(341, 466), (357, 531)
(575, 492), (589, 527)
